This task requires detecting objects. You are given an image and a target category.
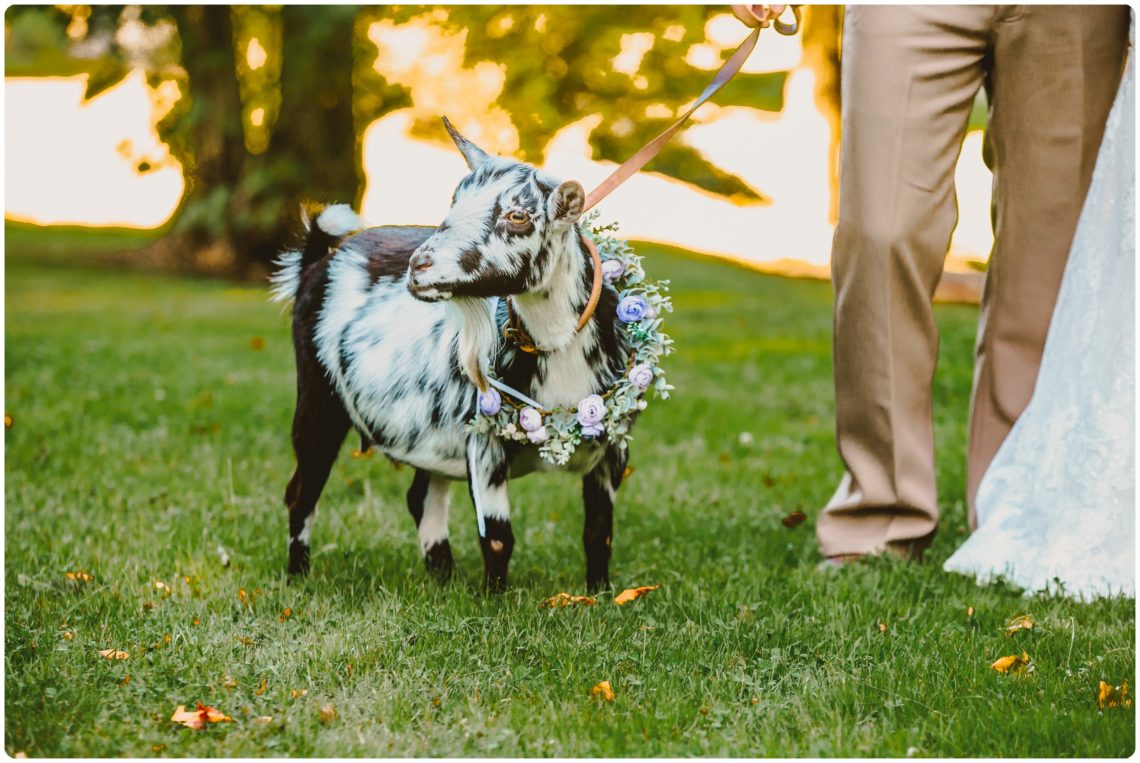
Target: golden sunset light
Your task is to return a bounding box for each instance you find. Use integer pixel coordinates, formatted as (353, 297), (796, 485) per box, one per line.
(4, 12), (993, 274)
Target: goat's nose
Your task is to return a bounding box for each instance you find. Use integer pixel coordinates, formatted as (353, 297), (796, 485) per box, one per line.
(410, 250), (433, 274)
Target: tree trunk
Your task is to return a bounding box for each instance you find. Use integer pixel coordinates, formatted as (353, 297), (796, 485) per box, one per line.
(144, 5), (248, 274)
(232, 5), (360, 273)
(146, 6), (360, 278)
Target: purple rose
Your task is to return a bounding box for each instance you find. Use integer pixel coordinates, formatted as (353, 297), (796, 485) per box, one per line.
(628, 363), (654, 391)
(616, 295), (650, 323)
(519, 407), (543, 432)
(478, 388), (501, 416)
(580, 423), (604, 439)
(577, 395), (606, 430)
(526, 425), (549, 444)
(601, 259), (625, 283)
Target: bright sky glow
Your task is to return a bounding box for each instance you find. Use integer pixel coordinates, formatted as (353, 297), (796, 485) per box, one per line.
(4, 19), (993, 271)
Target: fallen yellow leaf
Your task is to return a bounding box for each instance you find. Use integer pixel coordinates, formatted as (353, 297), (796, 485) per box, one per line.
(98, 648), (129, 660)
(991, 652), (1032, 674)
(1004, 614), (1035, 636)
(170, 703), (232, 729)
(623, 465), (635, 479)
(63, 632), (73, 641)
(254, 716), (274, 724)
(151, 744), (166, 753)
(5, 414), (13, 428)
(614, 585), (660, 606)
(590, 680), (615, 702)
(222, 675), (237, 690)
(291, 688), (308, 699)
(319, 704), (337, 723)
(878, 622), (888, 634)
(279, 607), (293, 622)
(65, 570), (93, 583)
(1098, 680), (1132, 709)
(542, 592), (597, 608)
(255, 676), (268, 696)
(119, 674), (131, 686)
(967, 606), (975, 618)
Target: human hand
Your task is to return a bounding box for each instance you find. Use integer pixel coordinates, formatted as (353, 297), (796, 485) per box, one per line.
(730, 5), (801, 35)
(731, 5), (786, 27)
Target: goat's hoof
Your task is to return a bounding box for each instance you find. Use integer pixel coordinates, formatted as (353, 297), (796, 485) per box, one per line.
(586, 577), (610, 594)
(482, 575), (509, 594)
(287, 546), (310, 577)
(424, 541), (454, 583)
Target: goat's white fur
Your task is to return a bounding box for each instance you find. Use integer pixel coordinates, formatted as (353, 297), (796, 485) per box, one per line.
(448, 297), (498, 391)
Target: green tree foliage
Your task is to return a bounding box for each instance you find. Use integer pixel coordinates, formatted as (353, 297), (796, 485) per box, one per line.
(5, 5), (844, 273)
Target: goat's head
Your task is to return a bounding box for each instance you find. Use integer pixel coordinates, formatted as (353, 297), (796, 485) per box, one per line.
(407, 117), (585, 303)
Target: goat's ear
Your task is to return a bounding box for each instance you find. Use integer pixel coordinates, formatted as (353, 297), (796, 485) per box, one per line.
(547, 180), (585, 226)
(442, 116), (489, 170)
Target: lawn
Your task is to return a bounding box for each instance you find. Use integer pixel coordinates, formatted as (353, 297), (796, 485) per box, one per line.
(4, 221), (1135, 757)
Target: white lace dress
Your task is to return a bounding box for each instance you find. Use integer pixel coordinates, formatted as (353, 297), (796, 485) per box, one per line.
(943, 37), (1135, 600)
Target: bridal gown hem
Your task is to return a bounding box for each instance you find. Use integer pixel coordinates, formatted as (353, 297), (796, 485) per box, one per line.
(943, 34), (1136, 601)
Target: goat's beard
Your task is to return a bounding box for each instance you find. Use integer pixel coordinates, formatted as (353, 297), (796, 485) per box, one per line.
(446, 297), (498, 393)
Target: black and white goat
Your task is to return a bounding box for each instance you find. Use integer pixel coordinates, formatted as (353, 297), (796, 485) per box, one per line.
(271, 119), (632, 591)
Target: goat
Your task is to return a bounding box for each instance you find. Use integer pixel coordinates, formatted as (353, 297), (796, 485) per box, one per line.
(271, 118), (634, 591)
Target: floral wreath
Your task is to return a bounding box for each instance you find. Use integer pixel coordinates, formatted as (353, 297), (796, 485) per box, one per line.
(466, 213), (675, 466)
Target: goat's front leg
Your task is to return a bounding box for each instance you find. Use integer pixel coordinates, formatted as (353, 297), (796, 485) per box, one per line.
(466, 434), (514, 592)
(582, 444), (628, 592)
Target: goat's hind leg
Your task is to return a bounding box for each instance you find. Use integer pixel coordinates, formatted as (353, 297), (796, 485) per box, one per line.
(582, 444), (628, 592)
(406, 469), (454, 580)
(285, 381), (351, 576)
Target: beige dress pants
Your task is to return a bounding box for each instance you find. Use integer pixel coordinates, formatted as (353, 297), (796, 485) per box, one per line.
(818, 5), (1130, 558)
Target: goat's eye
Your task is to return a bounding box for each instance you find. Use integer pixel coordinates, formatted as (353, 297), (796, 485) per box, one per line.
(505, 210), (531, 225)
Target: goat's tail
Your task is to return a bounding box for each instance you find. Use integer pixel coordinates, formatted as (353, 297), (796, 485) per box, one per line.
(269, 202), (366, 304)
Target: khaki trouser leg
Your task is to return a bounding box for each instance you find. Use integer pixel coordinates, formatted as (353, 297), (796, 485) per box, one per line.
(818, 6), (993, 557)
(966, 5), (1130, 527)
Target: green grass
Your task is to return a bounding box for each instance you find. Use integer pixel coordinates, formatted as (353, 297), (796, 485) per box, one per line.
(5, 222), (1134, 757)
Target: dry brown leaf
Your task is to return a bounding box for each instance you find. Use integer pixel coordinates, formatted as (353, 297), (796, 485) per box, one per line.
(542, 592), (597, 608)
(614, 585), (659, 606)
(63, 632), (73, 641)
(590, 680), (615, 702)
(319, 704), (337, 723)
(781, 511), (807, 529)
(279, 607), (293, 622)
(119, 674), (131, 686)
(1004, 613), (1035, 636)
(171, 702), (232, 729)
(1098, 680), (1132, 709)
(991, 651), (1032, 674)
(98, 648), (129, 661)
(878, 622), (888, 634)
(254, 676), (268, 696)
(237, 636), (254, 647)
